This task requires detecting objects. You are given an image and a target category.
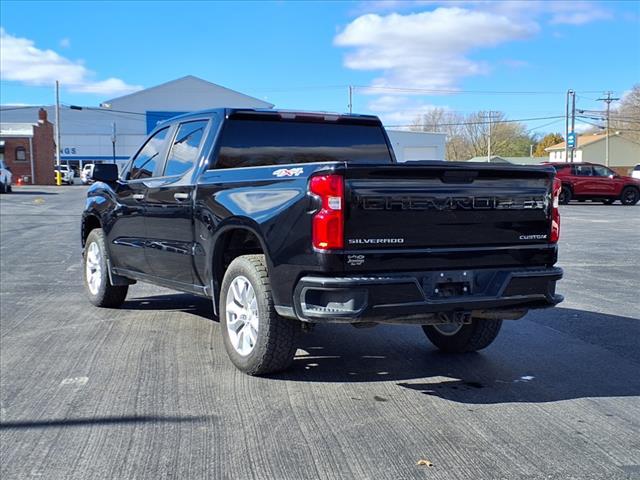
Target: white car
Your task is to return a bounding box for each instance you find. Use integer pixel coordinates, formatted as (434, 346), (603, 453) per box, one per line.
(54, 165), (74, 185)
(81, 164), (95, 184)
(632, 164), (640, 180)
(0, 158), (12, 193)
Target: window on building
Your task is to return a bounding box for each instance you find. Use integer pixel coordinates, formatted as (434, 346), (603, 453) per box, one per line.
(15, 147), (27, 162)
(128, 127), (170, 180)
(163, 120), (208, 177)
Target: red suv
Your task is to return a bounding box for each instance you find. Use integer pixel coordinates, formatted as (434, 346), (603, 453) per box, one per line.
(546, 162), (640, 205)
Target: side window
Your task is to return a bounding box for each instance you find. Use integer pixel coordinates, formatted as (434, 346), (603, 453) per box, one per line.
(592, 165), (612, 177)
(164, 120), (208, 177)
(128, 127), (170, 180)
(574, 165), (592, 176)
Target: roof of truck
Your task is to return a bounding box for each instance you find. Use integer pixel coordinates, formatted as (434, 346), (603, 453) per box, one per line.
(156, 108), (382, 127)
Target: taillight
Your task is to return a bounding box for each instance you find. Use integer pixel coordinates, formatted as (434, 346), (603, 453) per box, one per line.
(551, 177), (561, 243)
(309, 174), (344, 250)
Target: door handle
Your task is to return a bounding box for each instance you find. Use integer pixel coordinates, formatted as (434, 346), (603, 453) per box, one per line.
(132, 194), (145, 201)
(174, 192), (190, 202)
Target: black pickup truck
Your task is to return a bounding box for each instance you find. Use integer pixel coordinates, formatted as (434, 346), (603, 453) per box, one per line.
(82, 109), (563, 375)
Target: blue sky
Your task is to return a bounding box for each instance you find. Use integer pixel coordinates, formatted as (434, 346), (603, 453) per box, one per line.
(1, 0), (639, 134)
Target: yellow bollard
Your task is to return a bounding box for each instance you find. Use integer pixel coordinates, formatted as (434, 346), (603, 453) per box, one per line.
(56, 170), (62, 186)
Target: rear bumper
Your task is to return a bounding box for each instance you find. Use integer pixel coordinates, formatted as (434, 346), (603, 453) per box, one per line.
(287, 266), (563, 324)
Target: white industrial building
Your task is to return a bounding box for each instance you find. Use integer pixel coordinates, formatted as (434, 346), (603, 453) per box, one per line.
(0, 76), (273, 172)
(386, 130), (446, 162)
(1, 75), (445, 173)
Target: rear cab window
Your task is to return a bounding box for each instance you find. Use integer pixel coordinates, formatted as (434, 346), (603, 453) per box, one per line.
(212, 117), (393, 169)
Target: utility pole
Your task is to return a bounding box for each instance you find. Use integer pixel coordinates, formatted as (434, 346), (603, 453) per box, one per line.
(486, 111), (497, 161)
(111, 122), (117, 164)
(54, 81), (62, 186)
(596, 91), (620, 167)
(348, 85), (353, 114)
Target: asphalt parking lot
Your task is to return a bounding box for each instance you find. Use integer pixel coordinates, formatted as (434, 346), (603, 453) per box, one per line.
(1, 186), (639, 480)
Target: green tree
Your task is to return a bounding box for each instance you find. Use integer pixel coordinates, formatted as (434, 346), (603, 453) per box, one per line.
(533, 133), (564, 157)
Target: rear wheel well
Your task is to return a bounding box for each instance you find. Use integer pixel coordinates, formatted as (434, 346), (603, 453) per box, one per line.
(214, 228), (265, 299)
(82, 215), (101, 247)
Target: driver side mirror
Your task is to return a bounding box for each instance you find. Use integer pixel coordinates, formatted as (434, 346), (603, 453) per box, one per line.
(91, 163), (119, 183)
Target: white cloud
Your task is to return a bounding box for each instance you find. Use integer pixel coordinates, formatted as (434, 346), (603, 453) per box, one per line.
(367, 95), (441, 126)
(0, 28), (142, 96)
(357, 1), (614, 26)
(546, 1), (613, 25)
(337, 3), (613, 122)
(335, 8), (538, 91)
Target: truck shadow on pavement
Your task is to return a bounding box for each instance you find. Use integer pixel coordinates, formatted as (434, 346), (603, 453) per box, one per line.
(4, 190), (60, 196)
(276, 307), (640, 404)
(123, 293), (215, 320)
(118, 294), (640, 404)
(0, 415), (215, 431)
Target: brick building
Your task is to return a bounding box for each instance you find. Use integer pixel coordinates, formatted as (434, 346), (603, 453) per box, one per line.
(0, 108), (55, 185)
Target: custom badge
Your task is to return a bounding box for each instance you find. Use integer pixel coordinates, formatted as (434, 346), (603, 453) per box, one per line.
(347, 255), (365, 266)
(272, 167), (304, 177)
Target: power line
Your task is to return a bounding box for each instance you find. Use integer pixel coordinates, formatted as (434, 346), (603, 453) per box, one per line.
(353, 85), (614, 95)
(385, 114), (565, 128)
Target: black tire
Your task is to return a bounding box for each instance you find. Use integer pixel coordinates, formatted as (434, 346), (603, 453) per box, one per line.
(6, 184), (11, 193)
(0, 182), (5, 194)
(559, 186), (572, 205)
(620, 186), (639, 206)
(83, 228), (128, 308)
(422, 318), (502, 353)
(220, 254), (300, 375)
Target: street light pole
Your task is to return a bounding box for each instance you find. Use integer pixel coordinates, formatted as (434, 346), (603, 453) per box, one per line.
(54, 81), (62, 186)
(570, 91), (576, 163)
(111, 122), (117, 164)
(565, 89), (574, 163)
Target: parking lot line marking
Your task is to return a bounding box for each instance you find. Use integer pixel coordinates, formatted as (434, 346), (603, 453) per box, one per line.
(60, 377), (89, 386)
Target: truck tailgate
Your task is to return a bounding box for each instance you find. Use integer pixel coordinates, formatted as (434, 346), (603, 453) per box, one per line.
(341, 162), (555, 249)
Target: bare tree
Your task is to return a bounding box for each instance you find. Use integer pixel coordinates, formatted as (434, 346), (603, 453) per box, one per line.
(412, 109), (533, 160)
(611, 84), (640, 143)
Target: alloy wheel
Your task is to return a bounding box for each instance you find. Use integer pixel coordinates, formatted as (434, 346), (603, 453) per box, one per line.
(225, 276), (259, 356)
(85, 241), (102, 295)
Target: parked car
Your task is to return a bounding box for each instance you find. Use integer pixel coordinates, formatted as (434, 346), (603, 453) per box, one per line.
(632, 164), (640, 180)
(546, 162), (640, 205)
(54, 165), (74, 185)
(81, 164), (95, 184)
(0, 159), (12, 193)
(82, 108), (563, 375)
